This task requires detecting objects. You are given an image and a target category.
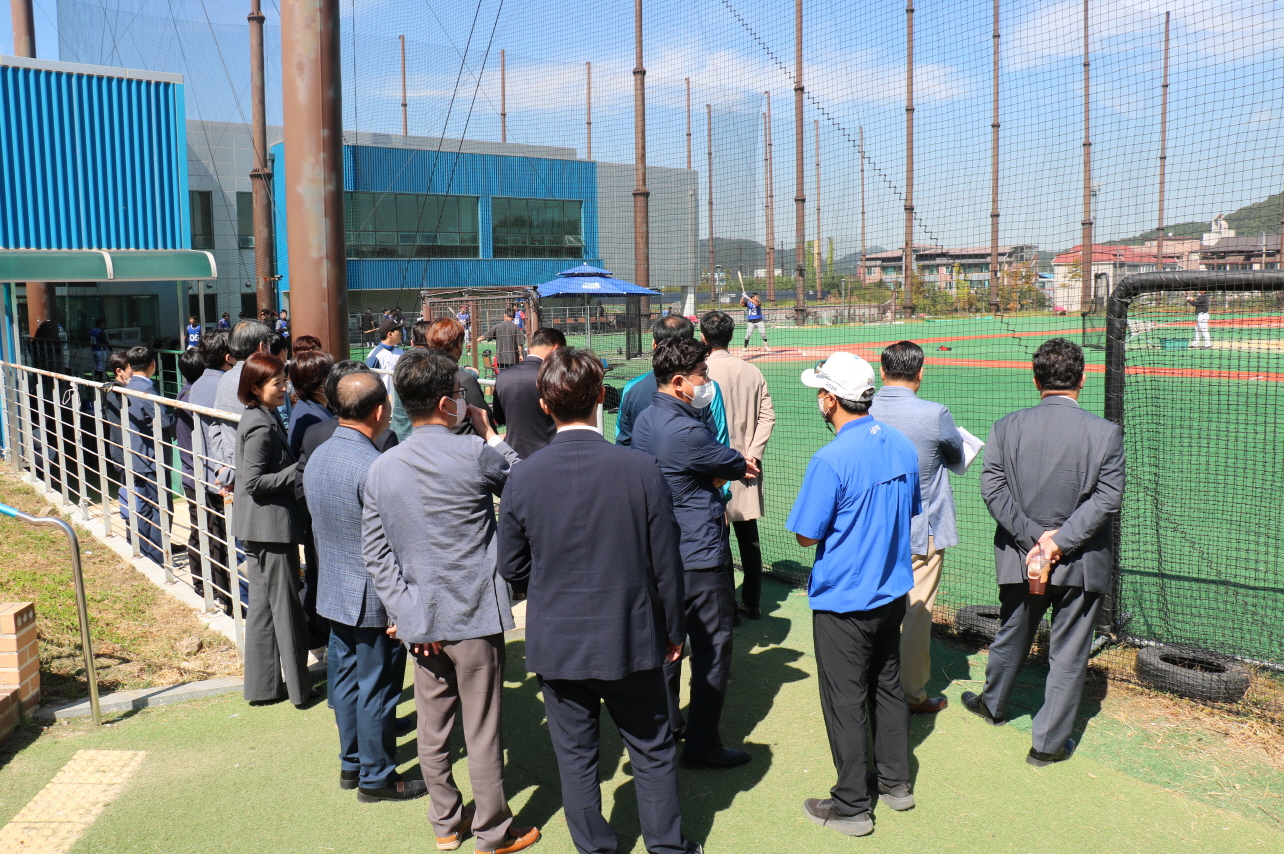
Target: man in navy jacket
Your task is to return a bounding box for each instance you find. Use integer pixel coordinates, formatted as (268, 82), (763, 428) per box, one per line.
(498, 347), (700, 854)
(633, 337), (759, 769)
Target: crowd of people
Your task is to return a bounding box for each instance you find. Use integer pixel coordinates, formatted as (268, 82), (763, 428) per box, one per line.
(85, 303), (1124, 851)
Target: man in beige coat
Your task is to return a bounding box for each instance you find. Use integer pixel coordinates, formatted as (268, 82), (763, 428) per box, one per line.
(701, 311), (776, 619)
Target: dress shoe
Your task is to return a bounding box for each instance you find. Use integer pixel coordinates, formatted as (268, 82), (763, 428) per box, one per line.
(672, 725), (686, 742)
(908, 696), (948, 714)
(802, 798), (873, 837)
(960, 691), (1006, 726)
(737, 603), (761, 620)
(1027, 738), (1076, 767)
(877, 783), (915, 811)
(477, 825), (540, 854)
(435, 805), (475, 851)
(681, 745), (751, 769)
(339, 769), (359, 790)
(357, 778), (428, 803)
(394, 714), (417, 738)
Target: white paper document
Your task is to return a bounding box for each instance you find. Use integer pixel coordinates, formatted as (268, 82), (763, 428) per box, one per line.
(947, 427), (985, 476)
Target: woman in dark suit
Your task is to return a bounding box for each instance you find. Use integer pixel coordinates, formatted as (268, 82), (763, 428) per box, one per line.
(235, 352), (313, 707)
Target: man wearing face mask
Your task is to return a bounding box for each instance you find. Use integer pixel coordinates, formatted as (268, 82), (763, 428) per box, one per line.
(633, 337), (761, 769)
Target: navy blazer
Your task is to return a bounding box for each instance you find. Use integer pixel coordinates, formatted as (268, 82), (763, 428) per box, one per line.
(124, 375), (175, 475)
(498, 429), (686, 681)
(492, 355), (556, 459)
(633, 393), (747, 570)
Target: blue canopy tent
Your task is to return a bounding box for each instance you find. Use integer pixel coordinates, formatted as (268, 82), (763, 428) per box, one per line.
(536, 265), (658, 350)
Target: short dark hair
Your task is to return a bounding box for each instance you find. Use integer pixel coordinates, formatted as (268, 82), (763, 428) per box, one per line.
(652, 314), (695, 344)
(699, 311), (735, 349)
(108, 350), (130, 376)
(323, 360), (372, 406)
(94, 317), (106, 326)
(237, 352), (285, 407)
(881, 340), (924, 381)
(530, 327), (566, 349)
(229, 319), (271, 360)
(835, 396), (872, 416)
(291, 335), (323, 354)
(126, 346), (156, 371)
(179, 347), (206, 384)
(504, 309), (515, 319)
(333, 372), (387, 421)
(198, 331), (230, 370)
(289, 350), (334, 403)
(1032, 338), (1085, 390)
(416, 318), (464, 351)
(653, 337), (710, 385)
(393, 348), (458, 421)
(268, 333), (287, 356)
(537, 347), (603, 422)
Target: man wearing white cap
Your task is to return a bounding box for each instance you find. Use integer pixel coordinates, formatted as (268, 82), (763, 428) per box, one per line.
(786, 351), (921, 838)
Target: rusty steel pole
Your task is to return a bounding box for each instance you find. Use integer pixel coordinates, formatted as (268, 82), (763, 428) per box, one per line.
(500, 49), (507, 143)
(814, 119), (822, 297)
(990, 0), (1000, 312)
(1080, 0), (1094, 312)
(902, 0), (915, 319)
(586, 62), (592, 159)
(281, 0), (349, 359)
(11, 0), (53, 337)
(249, 0), (276, 317)
(400, 35), (408, 135)
(685, 78), (692, 170)
(793, 0), (806, 324)
(1157, 12), (1170, 271)
(633, 0), (651, 298)
(764, 93), (776, 303)
(707, 103), (716, 308)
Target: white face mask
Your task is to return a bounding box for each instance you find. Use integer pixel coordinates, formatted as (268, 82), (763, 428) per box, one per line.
(449, 394), (468, 427)
(683, 378), (716, 410)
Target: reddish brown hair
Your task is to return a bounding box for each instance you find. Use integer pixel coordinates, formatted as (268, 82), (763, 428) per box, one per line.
(413, 317), (466, 352)
(291, 335), (324, 354)
(238, 352), (285, 407)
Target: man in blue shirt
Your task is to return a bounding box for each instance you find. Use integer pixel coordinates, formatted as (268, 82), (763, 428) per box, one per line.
(634, 338), (759, 770)
(740, 291), (769, 352)
(615, 315), (728, 448)
(787, 351), (921, 838)
(185, 316), (202, 349)
(217, 312), (231, 331)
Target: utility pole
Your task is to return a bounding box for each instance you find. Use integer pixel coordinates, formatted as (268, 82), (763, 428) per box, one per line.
(633, 0), (651, 299)
(814, 119), (822, 298)
(707, 103), (716, 308)
(989, 0), (1000, 312)
(764, 92), (776, 303)
(281, 0), (349, 358)
(1080, 0), (1094, 313)
(11, 0), (54, 337)
(685, 78), (692, 170)
(793, 0), (807, 324)
(1156, 11), (1170, 272)
(500, 49), (507, 144)
(586, 62), (592, 159)
(902, 0), (915, 319)
(399, 35), (408, 135)
(249, 0), (276, 317)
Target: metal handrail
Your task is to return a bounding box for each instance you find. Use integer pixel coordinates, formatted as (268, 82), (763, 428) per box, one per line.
(0, 501), (101, 725)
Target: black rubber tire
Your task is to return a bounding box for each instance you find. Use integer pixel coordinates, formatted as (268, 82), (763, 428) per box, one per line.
(1134, 644), (1251, 703)
(953, 604), (1051, 645)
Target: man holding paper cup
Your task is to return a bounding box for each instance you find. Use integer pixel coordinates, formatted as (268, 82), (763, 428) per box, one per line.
(870, 341), (981, 715)
(965, 338), (1125, 767)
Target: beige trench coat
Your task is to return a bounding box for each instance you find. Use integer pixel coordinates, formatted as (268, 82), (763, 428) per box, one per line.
(706, 348), (776, 522)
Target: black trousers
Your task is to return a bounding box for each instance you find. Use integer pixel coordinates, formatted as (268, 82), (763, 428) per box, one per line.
(540, 669), (691, 854)
(813, 598), (911, 816)
(183, 486), (231, 614)
(664, 563), (734, 754)
(731, 519), (763, 611)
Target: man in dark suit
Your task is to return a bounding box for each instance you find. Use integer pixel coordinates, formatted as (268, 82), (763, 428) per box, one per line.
(633, 338), (759, 769)
(123, 346), (174, 566)
(492, 327), (566, 458)
(964, 338), (1125, 766)
(295, 362), (398, 505)
(303, 372), (425, 803)
(498, 347), (701, 854)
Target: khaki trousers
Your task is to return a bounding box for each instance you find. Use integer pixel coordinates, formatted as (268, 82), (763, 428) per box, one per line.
(899, 537), (943, 704)
(413, 635), (513, 851)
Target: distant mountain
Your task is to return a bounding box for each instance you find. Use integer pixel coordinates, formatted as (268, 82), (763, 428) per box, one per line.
(835, 247), (887, 274)
(1111, 192), (1283, 245)
(697, 238), (800, 274)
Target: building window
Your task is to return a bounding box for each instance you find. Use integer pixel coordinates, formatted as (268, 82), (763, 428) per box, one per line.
(190, 190), (214, 250)
(343, 192), (479, 259)
(492, 197), (584, 259)
(237, 192), (254, 249)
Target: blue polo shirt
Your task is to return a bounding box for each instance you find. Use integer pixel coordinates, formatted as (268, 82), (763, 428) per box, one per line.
(787, 417), (921, 614)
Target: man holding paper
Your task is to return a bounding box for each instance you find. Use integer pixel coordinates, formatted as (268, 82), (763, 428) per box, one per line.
(869, 340), (976, 714)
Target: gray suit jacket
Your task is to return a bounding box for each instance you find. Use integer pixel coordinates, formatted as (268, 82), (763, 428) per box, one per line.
(233, 404), (305, 543)
(980, 395), (1125, 593)
(210, 362), (246, 488)
(304, 426), (388, 628)
(363, 425), (520, 644)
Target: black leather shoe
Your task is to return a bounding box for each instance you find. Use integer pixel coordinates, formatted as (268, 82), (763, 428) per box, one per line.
(737, 603), (761, 620)
(339, 769), (359, 790)
(960, 691), (1006, 726)
(1027, 738), (1076, 767)
(672, 725), (686, 742)
(681, 746), (751, 769)
(357, 778), (428, 802)
(394, 714), (416, 738)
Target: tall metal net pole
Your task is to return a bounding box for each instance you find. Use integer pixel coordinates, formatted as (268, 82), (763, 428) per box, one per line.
(989, 0), (1000, 312)
(902, 0), (915, 318)
(11, 0), (54, 337)
(1080, 0), (1094, 312)
(707, 103), (716, 307)
(814, 119), (822, 298)
(500, 49), (507, 144)
(859, 125), (866, 312)
(764, 93), (776, 303)
(632, 0), (650, 298)
(249, 0), (276, 316)
(793, 0), (806, 324)
(1156, 12), (1170, 270)
(586, 62), (592, 159)
(400, 35), (407, 136)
